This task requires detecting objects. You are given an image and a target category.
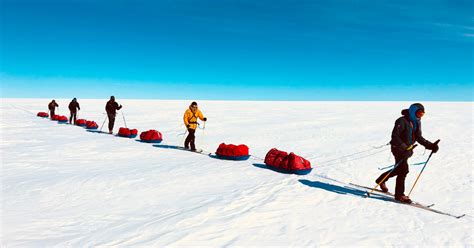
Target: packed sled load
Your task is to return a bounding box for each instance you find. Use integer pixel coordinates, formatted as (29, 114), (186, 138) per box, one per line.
(264, 148), (312, 175)
(140, 130), (163, 143)
(85, 121), (98, 129)
(118, 127), (138, 138)
(75, 119), (87, 127)
(215, 143), (250, 160)
(56, 115), (68, 123)
(37, 112), (49, 118)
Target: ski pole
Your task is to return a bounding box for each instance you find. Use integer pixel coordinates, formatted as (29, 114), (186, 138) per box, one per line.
(367, 160), (403, 197)
(99, 115), (107, 132)
(121, 111), (128, 128)
(366, 144), (417, 197)
(378, 161), (427, 170)
(408, 140), (440, 197)
(201, 121), (206, 148)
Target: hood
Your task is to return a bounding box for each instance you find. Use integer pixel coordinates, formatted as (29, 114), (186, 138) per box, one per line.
(408, 103), (424, 130)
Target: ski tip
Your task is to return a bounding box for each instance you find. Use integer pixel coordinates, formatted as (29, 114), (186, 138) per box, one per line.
(456, 214), (466, 219)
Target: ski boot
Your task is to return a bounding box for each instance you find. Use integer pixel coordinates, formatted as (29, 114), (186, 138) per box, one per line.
(375, 179), (389, 193)
(395, 195), (412, 204)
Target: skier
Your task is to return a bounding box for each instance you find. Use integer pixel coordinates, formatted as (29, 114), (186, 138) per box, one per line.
(183, 101), (207, 151)
(68, 98), (81, 124)
(105, 96), (122, 134)
(376, 103), (439, 203)
(48, 100), (59, 119)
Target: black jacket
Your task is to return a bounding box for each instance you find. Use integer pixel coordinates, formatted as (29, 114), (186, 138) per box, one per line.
(48, 101), (58, 111)
(105, 100), (122, 115)
(68, 101), (80, 112)
(390, 109), (433, 153)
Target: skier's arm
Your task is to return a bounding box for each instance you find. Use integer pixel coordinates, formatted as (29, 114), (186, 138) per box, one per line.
(78, 103), (81, 110)
(198, 111), (206, 121)
(391, 119), (408, 150)
(116, 103), (122, 110)
(183, 111), (190, 127)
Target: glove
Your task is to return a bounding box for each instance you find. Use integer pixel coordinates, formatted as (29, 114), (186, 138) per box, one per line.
(203, 117), (207, 121)
(430, 143), (439, 153)
(406, 144), (414, 151)
(186, 124), (190, 128)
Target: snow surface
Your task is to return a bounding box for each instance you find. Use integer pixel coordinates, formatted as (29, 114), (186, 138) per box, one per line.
(1, 99), (473, 247)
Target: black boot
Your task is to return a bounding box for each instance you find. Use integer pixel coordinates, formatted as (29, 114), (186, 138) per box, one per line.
(395, 195), (412, 204)
(375, 179), (389, 193)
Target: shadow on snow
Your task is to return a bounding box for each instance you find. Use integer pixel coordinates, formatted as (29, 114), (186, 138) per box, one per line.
(298, 179), (392, 202)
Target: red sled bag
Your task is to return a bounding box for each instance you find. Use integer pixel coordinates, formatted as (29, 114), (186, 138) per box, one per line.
(57, 115), (68, 123)
(139, 129), (163, 143)
(215, 143), (250, 160)
(86, 121), (98, 129)
(264, 148), (288, 167)
(264, 148), (312, 175)
(75, 119), (87, 126)
(281, 152), (312, 171)
(37, 112), (49, 118)
(51, 115), (60, 121)
(118, 127), (138, 138)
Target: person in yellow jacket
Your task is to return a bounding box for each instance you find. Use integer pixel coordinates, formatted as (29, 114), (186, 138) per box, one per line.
(183, 101), (207, 151)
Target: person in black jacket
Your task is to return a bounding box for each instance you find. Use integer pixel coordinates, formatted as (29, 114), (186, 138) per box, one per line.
(68, 98), (81, 124)
(376, 103), (439, 203)
(105, 96), (122, 134)
(48, 100), (58, 119)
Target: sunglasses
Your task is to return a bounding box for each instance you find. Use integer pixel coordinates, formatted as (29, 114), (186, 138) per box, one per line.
(416, 110), (425, 118)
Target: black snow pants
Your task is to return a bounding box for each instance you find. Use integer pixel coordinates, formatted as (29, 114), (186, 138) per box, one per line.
(108, 113), (116, 132)
(376, 149), (411, 197)
(184, 128), (196, 150)
(69, 111), (77, 124)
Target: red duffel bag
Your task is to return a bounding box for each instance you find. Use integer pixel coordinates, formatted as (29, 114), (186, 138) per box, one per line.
(264, 148), (312, 175)
(235, 144), (249, 156)
(57, 115), (68, 123)
(37, 112), (49, 118)
(75, 119), (87, 126)
(281, 152), (312, 171)
(140, 129), (163, 143)
(118, 127), (138, 138)
(86, 121), (98, 129)
(215, 143), (250, 160)
(264, 148), (288, 167)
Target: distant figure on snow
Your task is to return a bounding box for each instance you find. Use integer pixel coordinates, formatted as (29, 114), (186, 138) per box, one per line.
(68, 98), (81, 124)
(183, 101), (207, 151)
(376, 103), (439, 203)
(48, 100), (58, 119)
(105, 96), (122, 134)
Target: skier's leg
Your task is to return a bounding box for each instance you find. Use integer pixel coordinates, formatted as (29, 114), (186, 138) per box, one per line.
(188, 129), (196, 150)
(394, 159), (409, 197)
(108, 113), (115, 133)
(184, 129), (192, 149)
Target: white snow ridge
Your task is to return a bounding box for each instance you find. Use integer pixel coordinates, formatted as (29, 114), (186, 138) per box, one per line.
(1, 99), (472, 246)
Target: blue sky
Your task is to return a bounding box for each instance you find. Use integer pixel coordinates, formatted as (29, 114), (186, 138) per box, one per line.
(1, 0), (473, 100)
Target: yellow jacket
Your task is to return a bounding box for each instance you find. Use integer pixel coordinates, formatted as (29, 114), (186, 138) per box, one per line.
(183, 108), (205, 130)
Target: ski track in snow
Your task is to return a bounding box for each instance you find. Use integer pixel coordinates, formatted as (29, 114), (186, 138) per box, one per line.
(1, 99), (473, 246)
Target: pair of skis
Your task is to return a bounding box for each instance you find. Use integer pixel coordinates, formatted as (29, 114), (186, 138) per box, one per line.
(153, 144), (212, 156)
(349, 183), (465, 219)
